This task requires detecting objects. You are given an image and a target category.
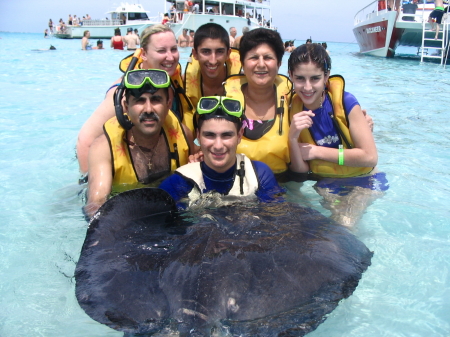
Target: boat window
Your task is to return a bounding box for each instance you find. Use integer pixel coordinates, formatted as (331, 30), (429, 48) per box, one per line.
(128, 12), (149, 20)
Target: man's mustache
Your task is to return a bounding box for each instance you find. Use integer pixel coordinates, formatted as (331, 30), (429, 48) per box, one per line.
(139, 112), (160, 123)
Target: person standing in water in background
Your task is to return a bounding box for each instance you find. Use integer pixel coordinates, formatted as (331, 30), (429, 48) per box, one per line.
(81, 30), (92, 50)
(111, 28), (124, 50)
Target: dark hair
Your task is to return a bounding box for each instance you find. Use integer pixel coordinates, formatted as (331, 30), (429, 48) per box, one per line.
(239, 28), (284, 66)
(197, 113), (242, 132)
(97, 39), (103, 45)
(193, 23), (230, 50)
(322, 42), (328, 49)
(114, 28), (121, 36)
(125, 86), (169, 102)
(288, 43), (331, 75)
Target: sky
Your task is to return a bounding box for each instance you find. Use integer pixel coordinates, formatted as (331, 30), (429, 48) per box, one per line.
(0, 0), (366, 43)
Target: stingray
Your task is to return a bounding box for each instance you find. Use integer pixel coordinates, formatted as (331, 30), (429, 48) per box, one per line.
(75, 188), (372, 336)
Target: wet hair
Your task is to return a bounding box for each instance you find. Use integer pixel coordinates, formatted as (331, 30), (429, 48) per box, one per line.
(83, 30), (89, 37)
(140, 24), (174, 51)
(239, 28), (284, 66)
(193, 23), (230, 50)
(97, 40), (103, 46)
(288, 43), (331, 75)
(125, 85), (169, 102)
(114, 28), (121, 36)
(322, 42), (328, 49)
(197, 112), (242, 132)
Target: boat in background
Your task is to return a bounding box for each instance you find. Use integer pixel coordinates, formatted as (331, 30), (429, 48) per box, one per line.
(54, 2), (160, 39)
(164, 0), (276, 40)
(353, 0), (449, 62)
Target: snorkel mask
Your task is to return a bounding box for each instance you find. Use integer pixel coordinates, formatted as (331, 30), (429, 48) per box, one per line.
(114, 67), (171, 130)
(196, 96), (243, 122)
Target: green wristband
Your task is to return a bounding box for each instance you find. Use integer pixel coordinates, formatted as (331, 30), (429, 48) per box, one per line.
(338, 145), (344, 166)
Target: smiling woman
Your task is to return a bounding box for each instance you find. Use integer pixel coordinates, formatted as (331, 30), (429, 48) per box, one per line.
(223, 28), (292, 175)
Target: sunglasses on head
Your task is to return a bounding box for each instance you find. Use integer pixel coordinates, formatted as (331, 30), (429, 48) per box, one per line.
(197, 96), (242, 118)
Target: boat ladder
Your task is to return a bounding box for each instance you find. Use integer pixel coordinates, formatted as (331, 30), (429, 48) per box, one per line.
(420, 12), (449, 65)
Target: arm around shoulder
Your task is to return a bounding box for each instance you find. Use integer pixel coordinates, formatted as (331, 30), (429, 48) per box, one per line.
(76, 81), (120, 173)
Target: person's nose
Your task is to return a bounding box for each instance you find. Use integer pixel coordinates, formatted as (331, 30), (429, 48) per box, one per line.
(304, 79), (312, 91)
(212, 137), (224, 151)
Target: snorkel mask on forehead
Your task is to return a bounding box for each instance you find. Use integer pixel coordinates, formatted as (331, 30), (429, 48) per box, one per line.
(197, 96), (243, 121)
(114, 67), (171, 130)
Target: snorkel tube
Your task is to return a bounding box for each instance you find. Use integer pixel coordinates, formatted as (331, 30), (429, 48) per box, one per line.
(114, 49), (142, 130)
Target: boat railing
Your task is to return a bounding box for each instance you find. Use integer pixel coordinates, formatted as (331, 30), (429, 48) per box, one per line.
(354, 0), (381, 25)
(355, 0), (435, 25)
(79, 19), (123, 26)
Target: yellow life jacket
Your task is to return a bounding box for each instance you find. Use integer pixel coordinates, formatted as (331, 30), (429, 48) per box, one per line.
(119, 54), (195, 122)
(103, 111), (190, 189)
(183, 48), (242, 132)
(223, 74), (292, 174)
(291, 75), (373, 178)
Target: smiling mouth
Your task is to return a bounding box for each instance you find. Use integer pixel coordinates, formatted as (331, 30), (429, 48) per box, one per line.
(301, 91), (315, 98)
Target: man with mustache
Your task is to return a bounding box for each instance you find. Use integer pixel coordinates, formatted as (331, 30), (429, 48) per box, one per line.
(84, 69), (194, 219)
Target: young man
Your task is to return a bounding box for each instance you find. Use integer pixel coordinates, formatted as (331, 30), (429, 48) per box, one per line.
(159, 96), (282, 208)
(85, 69), (193, 219)
(183, 23), (242, 131)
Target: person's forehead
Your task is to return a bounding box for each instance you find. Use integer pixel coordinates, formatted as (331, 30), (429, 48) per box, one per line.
(200, 118), (236, 132)
(197, 38), (227, 50)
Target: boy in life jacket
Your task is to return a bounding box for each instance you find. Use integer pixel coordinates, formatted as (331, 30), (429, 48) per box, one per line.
(159, 96), (283, 209)
(183, 23), (242, 132)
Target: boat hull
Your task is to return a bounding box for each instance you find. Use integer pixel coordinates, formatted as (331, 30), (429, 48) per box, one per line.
(353, 11), (398, 57)
(353, 2), (449, 57)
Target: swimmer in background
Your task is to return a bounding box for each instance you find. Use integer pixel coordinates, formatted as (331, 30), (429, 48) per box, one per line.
(44, 29), (49, 38)
(288, 43), (388, 227)
(123, 27), (140, 50)
(81, 30), (92, 50)
(178, 28), (190, 48)
(93, 40), (104, 49)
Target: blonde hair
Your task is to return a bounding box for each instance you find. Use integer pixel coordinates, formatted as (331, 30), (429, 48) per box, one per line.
(140, 24), (174, 51)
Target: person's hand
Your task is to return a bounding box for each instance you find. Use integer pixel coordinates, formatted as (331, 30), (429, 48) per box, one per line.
(362, 109), (374, 132)
(289, 111), (315, 140)
(189, 151), (204, 163)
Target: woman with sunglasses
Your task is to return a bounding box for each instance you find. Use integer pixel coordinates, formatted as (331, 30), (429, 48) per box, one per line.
(159, 96), (283, 208)
(288, 43), (388, 227)
(77, 24), (194, 175)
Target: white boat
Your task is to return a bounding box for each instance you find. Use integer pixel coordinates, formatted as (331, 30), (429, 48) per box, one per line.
(163, 0), (276, 39)
(353, 0), (449, 61)
(54, 2), (160, 39)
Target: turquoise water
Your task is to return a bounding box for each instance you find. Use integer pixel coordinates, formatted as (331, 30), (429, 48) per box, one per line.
(0, 32), (449, 336)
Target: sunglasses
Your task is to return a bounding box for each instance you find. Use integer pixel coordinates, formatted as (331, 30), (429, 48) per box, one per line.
(124, 69), (171, 90)
(197, 96), (242, 118)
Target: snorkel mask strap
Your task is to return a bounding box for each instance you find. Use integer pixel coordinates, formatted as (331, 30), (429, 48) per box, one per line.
(115, 49), (142, 130)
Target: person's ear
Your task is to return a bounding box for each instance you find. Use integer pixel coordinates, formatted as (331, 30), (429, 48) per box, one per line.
(192, 48), (198, 60)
